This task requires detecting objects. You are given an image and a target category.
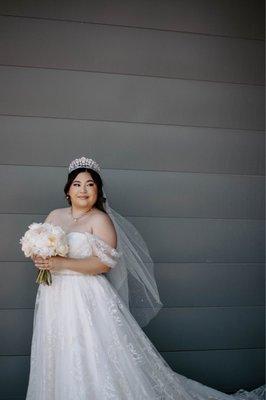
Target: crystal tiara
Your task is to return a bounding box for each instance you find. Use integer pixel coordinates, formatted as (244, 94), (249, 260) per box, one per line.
(68, 157), (101, 174)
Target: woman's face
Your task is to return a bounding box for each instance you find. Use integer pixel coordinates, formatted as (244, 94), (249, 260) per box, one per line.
(68, 171), (98, 210)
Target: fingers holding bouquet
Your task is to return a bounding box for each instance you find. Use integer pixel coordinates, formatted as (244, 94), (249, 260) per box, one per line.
(33, 255), (52, 270)
(33, 255), (64, 272)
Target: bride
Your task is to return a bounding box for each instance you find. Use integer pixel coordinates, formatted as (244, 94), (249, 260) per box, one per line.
(25, 156), (265, 400)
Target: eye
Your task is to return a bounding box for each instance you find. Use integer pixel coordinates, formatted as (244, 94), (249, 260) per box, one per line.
(73, 182), (94, 187)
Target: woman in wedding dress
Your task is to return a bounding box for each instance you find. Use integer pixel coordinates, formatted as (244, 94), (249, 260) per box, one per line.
(25, 157), (265, 400)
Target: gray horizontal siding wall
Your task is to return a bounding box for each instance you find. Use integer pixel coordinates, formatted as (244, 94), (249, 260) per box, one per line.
(0, 1), (264, 398)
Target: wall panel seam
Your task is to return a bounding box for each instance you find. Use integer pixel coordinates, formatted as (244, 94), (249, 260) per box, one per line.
(0, 13), (264, 42)
(0, 63), (264, 87)
(0, 347), (264, 357)
(1, 212), (265, 221)
(0, 305), (264, 311)
(0, 113), (265, 133)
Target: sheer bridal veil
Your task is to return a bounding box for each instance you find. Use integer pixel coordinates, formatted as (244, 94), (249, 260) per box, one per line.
(102, 188), (163, 328)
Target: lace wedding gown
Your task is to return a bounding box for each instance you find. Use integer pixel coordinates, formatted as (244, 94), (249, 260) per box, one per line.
(26, 231), (265, 400)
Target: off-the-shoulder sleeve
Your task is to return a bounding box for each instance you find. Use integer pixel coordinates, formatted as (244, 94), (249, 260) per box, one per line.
(91, 234), (122, 268)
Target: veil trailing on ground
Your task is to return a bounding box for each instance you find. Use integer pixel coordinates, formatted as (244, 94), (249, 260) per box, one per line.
(102, 188), (163, 328)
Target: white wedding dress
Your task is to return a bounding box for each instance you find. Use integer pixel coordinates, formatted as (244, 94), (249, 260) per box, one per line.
(26, 231), (265, 400)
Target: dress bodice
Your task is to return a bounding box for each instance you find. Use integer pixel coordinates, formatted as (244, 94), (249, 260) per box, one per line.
(52, 231), (121, 276)
(66, 232), (94, 259)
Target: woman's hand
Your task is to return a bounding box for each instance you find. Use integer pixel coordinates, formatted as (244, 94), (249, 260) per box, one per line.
(32, 255), (65, 272)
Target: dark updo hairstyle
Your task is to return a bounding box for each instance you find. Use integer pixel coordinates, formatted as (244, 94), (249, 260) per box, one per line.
(64, 168), (107, 214)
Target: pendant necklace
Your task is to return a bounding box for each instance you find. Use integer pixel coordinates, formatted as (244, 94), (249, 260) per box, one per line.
(70, 206), (94, 222)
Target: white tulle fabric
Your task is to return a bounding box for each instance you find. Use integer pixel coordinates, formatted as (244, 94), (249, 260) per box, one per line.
(103, 198), (163, 328)
(26, 232), (265, 400)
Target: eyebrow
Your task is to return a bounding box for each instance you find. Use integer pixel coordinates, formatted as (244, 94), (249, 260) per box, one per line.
(73, 179), (94, 183)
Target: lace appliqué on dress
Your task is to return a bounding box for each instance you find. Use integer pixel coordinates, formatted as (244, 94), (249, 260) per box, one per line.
(85, 232), (122, 268)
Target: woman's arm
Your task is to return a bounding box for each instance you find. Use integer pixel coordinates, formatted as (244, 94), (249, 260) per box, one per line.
(54, 254), (110, 275)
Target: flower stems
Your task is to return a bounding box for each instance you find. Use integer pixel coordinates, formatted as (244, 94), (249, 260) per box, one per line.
(36, 269), (52, 286)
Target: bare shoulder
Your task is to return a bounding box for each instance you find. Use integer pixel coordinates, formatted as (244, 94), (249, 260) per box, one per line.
(45, 207), (67, 224)
(90, 209), (117, 248)
(91, 209), (115, 231)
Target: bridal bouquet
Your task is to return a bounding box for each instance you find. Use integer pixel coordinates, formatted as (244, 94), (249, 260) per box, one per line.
(19, 222), (69, 286)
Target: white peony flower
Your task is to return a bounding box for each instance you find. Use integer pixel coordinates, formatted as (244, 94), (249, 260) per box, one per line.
(19, 222), (70, 285)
